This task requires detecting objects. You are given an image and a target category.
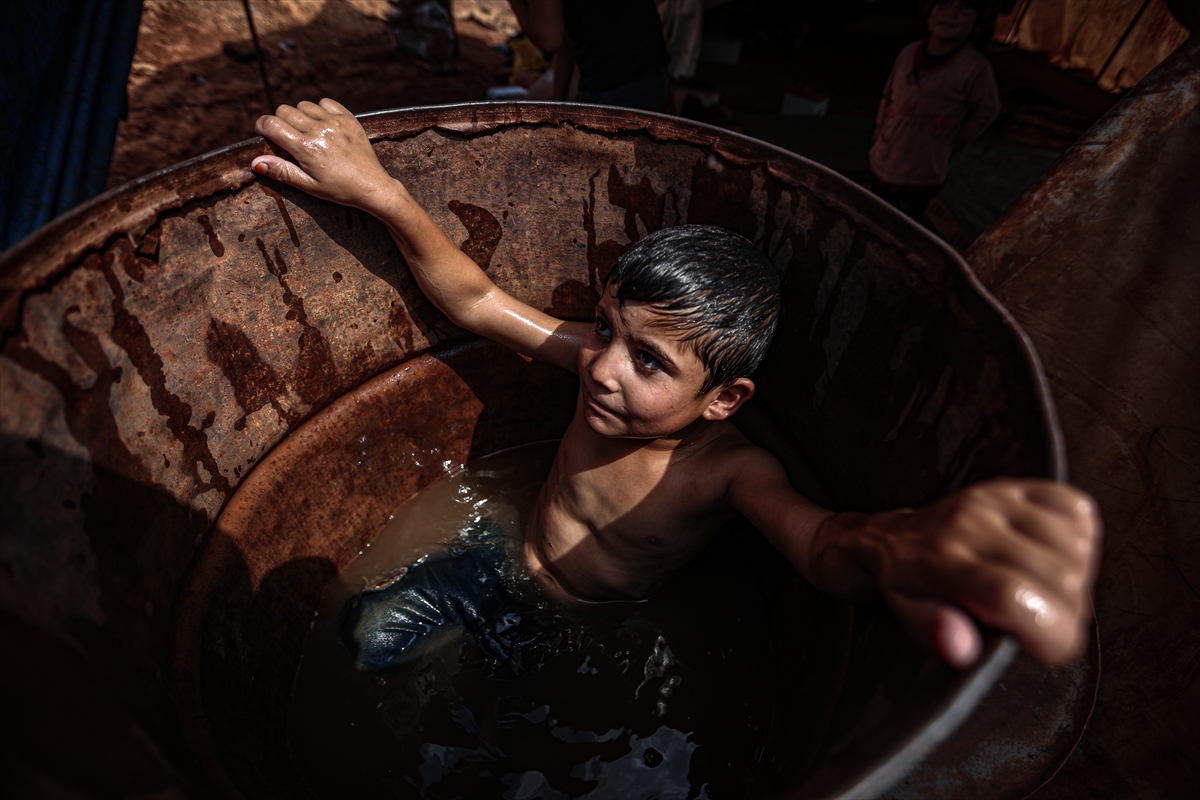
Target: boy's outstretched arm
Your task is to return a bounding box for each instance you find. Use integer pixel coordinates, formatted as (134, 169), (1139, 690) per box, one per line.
(728, 448), (1101, 668)
(251, 99), (586, 372)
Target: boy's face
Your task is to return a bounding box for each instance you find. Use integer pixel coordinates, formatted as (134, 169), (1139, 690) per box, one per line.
(577, 286), (740, 441)
(928, 0), (977, 44)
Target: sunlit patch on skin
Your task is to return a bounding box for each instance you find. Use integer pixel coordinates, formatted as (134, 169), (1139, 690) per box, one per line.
(1016, 585), (1058, 628)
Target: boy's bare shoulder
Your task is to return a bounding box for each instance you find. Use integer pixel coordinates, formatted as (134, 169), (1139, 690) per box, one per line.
(696, 422), (788, 485)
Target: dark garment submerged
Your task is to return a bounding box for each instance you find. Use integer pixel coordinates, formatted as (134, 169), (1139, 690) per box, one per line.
(340, 521), (544, 671)
(562, 0), (669, 104)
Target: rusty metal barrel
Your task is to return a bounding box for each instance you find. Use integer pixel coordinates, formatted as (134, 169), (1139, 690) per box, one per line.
(0, 104), (1063, 797)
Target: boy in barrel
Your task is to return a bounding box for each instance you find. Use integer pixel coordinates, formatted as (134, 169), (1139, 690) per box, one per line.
(250, 99), (1100, 672)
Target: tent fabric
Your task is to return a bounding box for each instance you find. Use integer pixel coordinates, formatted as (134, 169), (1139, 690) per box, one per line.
(0, 0), (144, 253)
(995, 0), (1190, 92)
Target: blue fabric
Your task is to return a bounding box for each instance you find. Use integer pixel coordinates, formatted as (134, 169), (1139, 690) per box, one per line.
(340, 521), (543, 671)
(1, 0), (143, 252)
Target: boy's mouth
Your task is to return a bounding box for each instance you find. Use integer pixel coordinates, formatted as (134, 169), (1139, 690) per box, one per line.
(585, 392), (621, 420)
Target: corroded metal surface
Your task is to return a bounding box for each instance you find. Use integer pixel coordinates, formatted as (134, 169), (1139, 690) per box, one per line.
(958, 36), (1200, 799)
(2, 104), (1066, 797)
(176, 341), (579, 797)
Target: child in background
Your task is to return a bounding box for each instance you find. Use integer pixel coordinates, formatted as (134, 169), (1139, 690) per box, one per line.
(870, 0), (1000, 224)
(250, 98), (1099, 674)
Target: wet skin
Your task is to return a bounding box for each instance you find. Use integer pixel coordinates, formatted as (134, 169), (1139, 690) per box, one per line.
(250, 98), (1102, 668)
(521, 287), (764, 603)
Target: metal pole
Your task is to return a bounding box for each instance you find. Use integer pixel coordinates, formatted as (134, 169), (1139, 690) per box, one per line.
(240, 0), (276, 112)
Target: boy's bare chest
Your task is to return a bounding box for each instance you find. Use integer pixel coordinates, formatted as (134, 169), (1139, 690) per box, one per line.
(550, 424), (731, 537)
(525, 420), (742, 600)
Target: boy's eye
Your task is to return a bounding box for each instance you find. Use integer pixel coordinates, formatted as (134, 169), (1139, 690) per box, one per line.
(594, 317), (612, 338)
(635, 350), (661, 371)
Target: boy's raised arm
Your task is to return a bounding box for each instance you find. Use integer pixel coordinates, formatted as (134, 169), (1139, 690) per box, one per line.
(728, 449), (1101, 669)
(251, 99), (586, 372)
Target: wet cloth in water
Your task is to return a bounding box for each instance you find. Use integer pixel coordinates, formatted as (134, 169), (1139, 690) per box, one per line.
(340, 521), (541, 670)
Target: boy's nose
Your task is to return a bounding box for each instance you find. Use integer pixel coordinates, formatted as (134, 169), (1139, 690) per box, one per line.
(588, 345), (622, 391)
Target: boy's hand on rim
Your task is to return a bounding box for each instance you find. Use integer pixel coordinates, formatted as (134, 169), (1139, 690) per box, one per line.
(251, 98), (400, 216)
(814, 479), (1101, 668)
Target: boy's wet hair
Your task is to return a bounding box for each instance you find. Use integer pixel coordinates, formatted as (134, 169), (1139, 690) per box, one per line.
(605, 225), (781, 395)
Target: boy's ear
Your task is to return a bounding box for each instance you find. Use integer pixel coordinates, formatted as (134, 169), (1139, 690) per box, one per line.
(702, 378), (755, 421)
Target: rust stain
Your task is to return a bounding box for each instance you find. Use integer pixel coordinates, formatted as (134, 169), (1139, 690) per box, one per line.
(583, 168), (631, 289)
(100, 242), (231, 495)
(197, 215), (225, 258)
(136, 225), (161, 262)
(447, 200), (502, 270)
(205, 318), (295, 432)
(387, 300), (416, 354)
(604, 164), (666, 242)
(4, 294), (151, 488)
(256, 183), (300, 247)
(543, 279), (599, 320)
(254, 239), (338, 404)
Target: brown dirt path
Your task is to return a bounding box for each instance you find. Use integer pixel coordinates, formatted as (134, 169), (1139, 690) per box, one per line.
(109, 0), (509, 188)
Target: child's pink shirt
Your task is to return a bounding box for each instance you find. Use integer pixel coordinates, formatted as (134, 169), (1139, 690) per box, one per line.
(869, 41), (1001, 188)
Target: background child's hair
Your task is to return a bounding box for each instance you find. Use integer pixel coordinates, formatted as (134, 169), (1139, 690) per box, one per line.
(605, 225), (781, 395)
(923, 0), (998, 39)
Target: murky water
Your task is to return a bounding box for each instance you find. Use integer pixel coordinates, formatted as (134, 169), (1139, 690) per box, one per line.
(288, 442), (840, 799)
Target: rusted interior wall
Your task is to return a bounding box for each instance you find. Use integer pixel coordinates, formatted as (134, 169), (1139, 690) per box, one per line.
(2, 106), (1062, 797)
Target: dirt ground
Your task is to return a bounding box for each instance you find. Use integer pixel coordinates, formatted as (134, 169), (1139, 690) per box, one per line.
(108, 0), (511, 188)
(107, 0), (1103, 250)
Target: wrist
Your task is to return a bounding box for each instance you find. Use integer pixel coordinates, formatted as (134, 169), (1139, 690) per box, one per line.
(359, 176), (415, 222)
(808, 511), (876, 600)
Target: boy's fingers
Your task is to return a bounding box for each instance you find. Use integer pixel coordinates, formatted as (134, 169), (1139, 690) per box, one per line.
(954, 506), (1090, 594)
(950, 565), (1087, 665)
(886, 593), (982, 669)
(1021, 482), (1102, 556)
(883, 543), (1088, 665)
(251, 155), (315, 191)
(273, 103), (321, 135)
(319, 97), (353, 117)
(993, 480), (1101, 535)
(254, 113), (303, 151)
(296, 99), (330, 121)
(1019, 480), (1095, 515)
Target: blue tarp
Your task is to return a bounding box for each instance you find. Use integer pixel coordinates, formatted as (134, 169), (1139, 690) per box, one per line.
(1, 0), (144, 253)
